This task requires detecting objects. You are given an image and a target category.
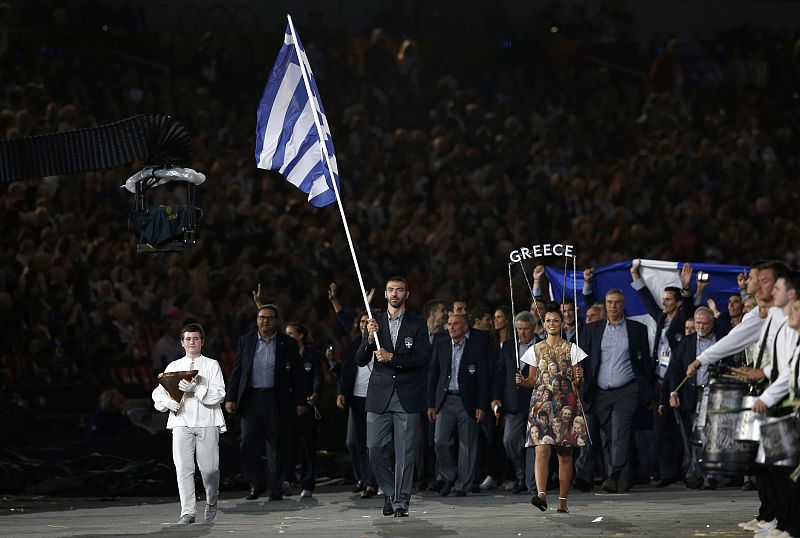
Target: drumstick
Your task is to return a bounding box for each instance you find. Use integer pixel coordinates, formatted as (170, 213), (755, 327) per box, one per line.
(674, 374), (692, 393)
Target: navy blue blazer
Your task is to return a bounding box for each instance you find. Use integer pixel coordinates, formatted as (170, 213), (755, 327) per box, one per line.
(427, 334), (488, 416)
(354, 310), (430, 414)
(226, 331), (305, 414)
(579, 319), (656, 406)
(492, 341), (534, 415)
(635, 284), (694, 373)
(338, 339), (361, 399)
(662, 321), (731, 408)
(298, 347), (324, 404)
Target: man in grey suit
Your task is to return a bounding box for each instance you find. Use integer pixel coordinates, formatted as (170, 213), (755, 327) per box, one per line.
(579, 288), (655, 494)
(427, 313), (488, 497)
(356, 276), (430, 517)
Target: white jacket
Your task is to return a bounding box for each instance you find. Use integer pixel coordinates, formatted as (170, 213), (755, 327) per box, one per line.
(152, 355), (227, 432)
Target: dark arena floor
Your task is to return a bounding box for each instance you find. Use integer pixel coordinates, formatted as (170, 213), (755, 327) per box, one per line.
(1, 483), (758, 537)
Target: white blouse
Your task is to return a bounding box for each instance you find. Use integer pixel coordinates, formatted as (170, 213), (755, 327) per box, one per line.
(519, 341), (587, 367)
(152, 355), (227, 432)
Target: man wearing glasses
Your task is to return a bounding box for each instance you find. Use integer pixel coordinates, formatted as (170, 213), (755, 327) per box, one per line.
(225, 304), (303, 501)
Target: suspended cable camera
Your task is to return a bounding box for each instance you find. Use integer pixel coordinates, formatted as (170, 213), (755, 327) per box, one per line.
(0, 114), (202, 253)
(124, 166), (205, 253)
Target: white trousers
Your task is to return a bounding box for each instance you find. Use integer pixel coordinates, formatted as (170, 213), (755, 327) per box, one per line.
(172, 426), (220, 516)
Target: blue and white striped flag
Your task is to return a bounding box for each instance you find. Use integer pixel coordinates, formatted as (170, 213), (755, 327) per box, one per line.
(255, 22), (339, 207)
(545, 259), (745, 348)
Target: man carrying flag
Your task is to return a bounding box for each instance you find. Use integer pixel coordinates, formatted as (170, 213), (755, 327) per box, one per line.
(255, 16), (375, 328)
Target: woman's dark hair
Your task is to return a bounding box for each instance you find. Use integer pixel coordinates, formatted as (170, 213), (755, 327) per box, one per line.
(287, 321), (313, 345)
(543, 301), (563, 320)
(350, 310), (368, 341)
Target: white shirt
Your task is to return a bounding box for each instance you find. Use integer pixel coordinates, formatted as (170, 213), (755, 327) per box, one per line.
(520, 341), (587, 367)
(353, 360), (372, 398)
(758, 324), (800, 407)
(152, 354), (227, 432)
(697, 307), (764, 366)
(757, 307), (787, 379)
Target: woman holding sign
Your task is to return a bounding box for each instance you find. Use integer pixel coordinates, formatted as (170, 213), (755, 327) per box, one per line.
(516, 303), (587, 514)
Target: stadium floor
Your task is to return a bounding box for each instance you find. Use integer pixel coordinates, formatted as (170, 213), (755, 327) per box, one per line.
(1, 484), (758, 537)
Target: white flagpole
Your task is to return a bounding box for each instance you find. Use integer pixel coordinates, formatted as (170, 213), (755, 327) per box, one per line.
(508, 263), (520, 372)
(572, 253), (592, 447)
(286, 14), (381, 349)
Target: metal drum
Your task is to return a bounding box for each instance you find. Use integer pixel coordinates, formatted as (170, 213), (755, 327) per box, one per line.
(699, 380), (758, 475)
(691, 385), (710, 446)
(759, 415), (800, 466)
(734, 396), (762, 443)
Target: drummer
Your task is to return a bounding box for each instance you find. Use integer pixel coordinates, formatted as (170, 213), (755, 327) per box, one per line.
(750, 290), (800, 538)
(152, 323), (227, 525)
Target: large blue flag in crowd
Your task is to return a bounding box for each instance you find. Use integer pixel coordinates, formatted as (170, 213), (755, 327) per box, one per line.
(541, 259), (748, 345)
(255, 22), (340, 208)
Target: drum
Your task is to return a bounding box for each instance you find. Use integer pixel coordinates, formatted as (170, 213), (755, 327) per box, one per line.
(157, 370), (199, 401)
(734, 396), (762, 443)
(691, 385), (709, 446)
(759, 415), (800, 466)
(700, 380), (757, 475)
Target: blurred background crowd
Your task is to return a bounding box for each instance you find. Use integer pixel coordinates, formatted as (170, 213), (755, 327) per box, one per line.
(0, 0), (798, 481)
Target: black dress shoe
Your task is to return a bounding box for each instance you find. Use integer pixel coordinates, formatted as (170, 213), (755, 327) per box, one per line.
(655, 478), (675, 488)
(685, 474), (702, 489)
(269, 493), (283, 501)
(429, 480), (444, 491)
(512, 481), (527, 494)
(451, 489), (466, 497)
(439, 481), (455, 497)
(394, 508), (408, 517)
(702, 478), (718, 490)
(572, 478), (592, 492)
(602, 479), (618, 493)
(245, 488), (263, 500)
(383, 497), (394, 516)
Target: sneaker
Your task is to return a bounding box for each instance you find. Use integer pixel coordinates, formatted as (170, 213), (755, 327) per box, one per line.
(503, 480), (517, 492)
(756, 519), (777, 531)
(300, 489), (313, 499)
(756, 529), (792, 538)
(204, 502), (217, 523)
(739, 518), (761, 531)
(480, 475), (497, 491)
(177, 514), (195, 525)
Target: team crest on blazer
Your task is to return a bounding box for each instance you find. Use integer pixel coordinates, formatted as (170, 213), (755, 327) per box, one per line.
(404, 336), (413, 348)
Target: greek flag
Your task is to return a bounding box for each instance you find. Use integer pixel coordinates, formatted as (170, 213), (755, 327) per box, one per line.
(255, 21), (339, 207)
(544, 259), (745, 348)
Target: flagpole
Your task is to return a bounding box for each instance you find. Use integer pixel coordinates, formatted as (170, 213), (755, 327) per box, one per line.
(508, 263), (520, 372)
(286, 14), (381, 349)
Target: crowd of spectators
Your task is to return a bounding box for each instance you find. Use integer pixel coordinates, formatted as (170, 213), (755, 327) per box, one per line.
(0, 1), (798, 398)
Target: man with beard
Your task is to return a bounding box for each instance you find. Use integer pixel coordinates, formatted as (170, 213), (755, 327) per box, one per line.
(357, 277), (430, 517)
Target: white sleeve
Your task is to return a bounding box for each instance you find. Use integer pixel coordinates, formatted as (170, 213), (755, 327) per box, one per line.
(759, 368), (791, 408)
(152, 359), (180, 411)
(520, 345), (538, 367)
(152, 384), (172, 412)
(571, 343), (588, 366)
(196, 360), (226, 405)
(697, 309), (764, 366)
